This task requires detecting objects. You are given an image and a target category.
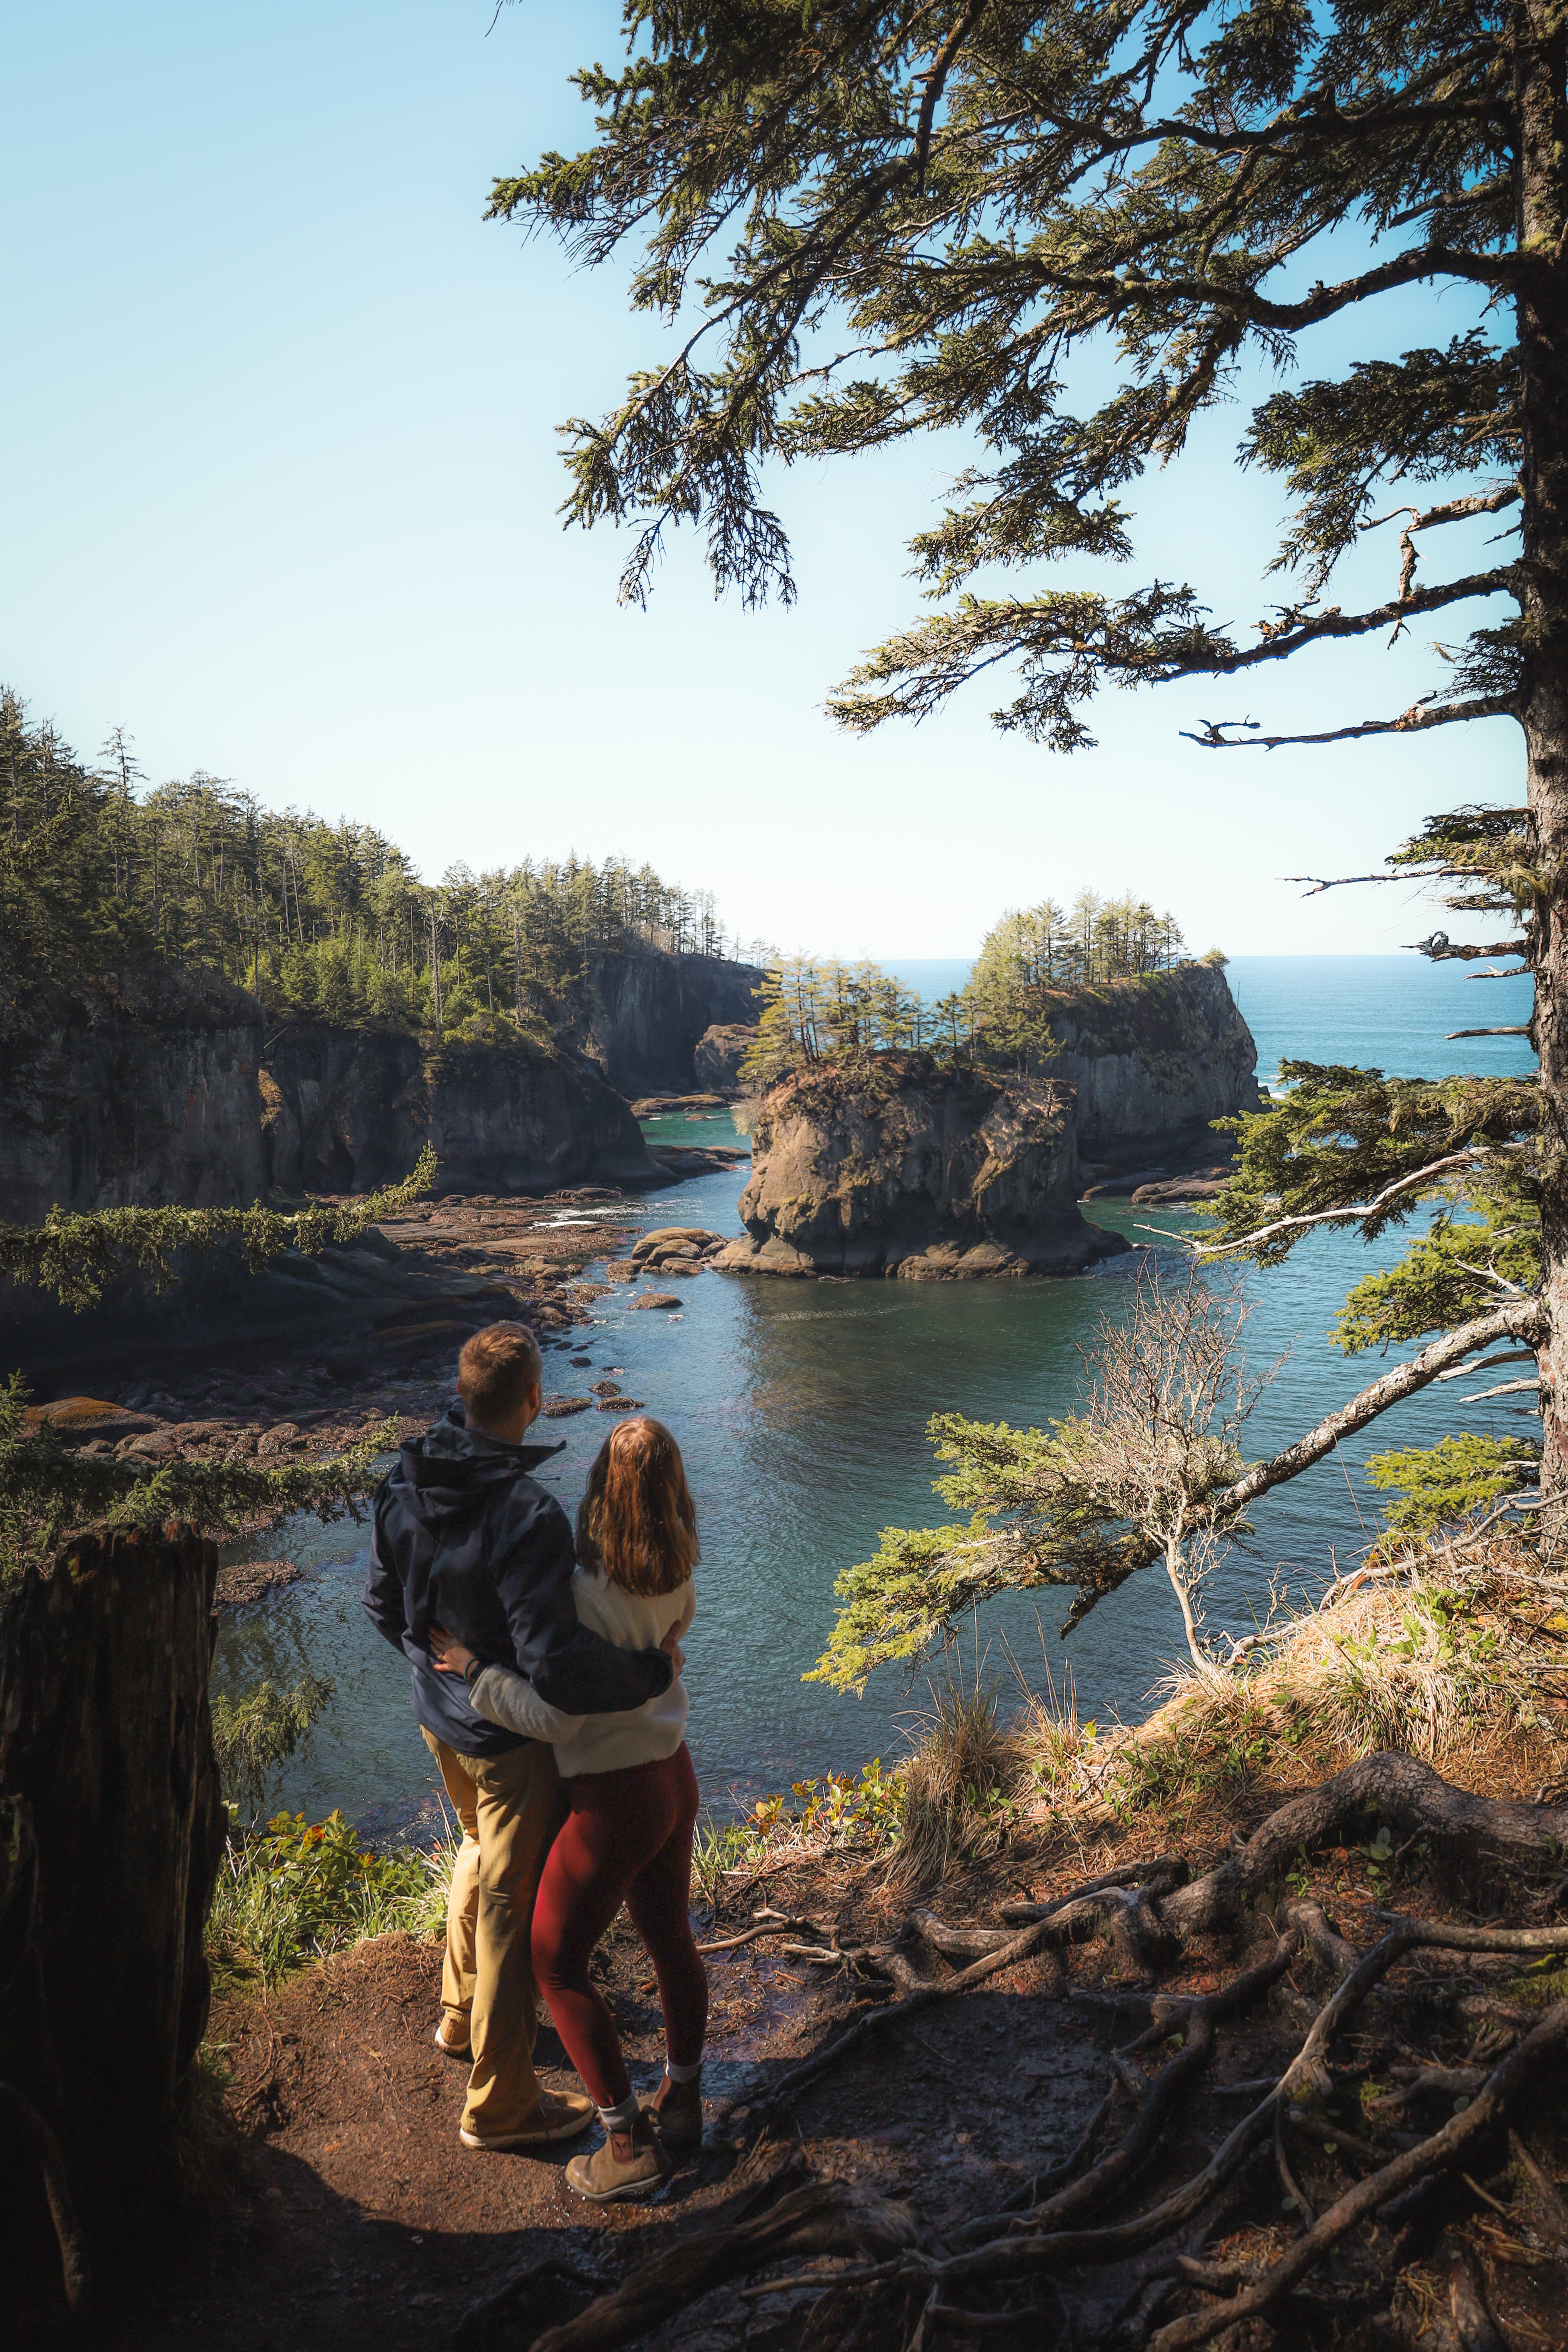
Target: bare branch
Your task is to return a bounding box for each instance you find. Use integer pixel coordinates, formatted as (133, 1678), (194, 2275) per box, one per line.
(1435, 1348), (1537, 1383)
(1186, 1151), (1490, 1256)
(1408, 933), (1529, 960)
(1457, 1377), (1540, 1400)
(1445, 1025), (1532, 1038)
(1197, 1299), (1546, 1528)
(1363, 484), (1520, 536)
(1185, 690), (1515, 754)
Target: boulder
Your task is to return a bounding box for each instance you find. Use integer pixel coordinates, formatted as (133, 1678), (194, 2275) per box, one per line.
(1130, 1176), (1231, 1204)
(628, 1292), (683, 1309)
(714, 1055), (1130, 1279)
(693, 1023), (757, 1098)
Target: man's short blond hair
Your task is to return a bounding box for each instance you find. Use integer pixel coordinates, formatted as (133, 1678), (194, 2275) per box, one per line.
(457, 1322), (543, 1427)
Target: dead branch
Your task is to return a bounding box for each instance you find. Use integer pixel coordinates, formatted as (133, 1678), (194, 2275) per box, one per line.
(695, 1913), (821, 1956)
(1184, 686), (1515, 753)
(1435, 1349), (1537, 1382)
(1000, 1857), (1184, 1924)
(1446, 1025), (1533, 1039)
(1188, 1150), (1495, 1256)
(1194, 1304), (1546, 1529)
(1408, 934), (1528, 961)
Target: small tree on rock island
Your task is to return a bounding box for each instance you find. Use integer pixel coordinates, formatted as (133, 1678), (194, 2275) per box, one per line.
(501, 3), (1565, 1578)
(811, 1268), (1281, 1691)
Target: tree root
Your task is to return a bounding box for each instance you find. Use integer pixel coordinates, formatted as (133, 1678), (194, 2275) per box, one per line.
(1147, 1998), (1568, 2350)
(0, 2082), (90, 2320)
(1162, 1752), (1568, 1935)
(556, 1760), (1568, 2350)
(523, 2181), (918, 2352)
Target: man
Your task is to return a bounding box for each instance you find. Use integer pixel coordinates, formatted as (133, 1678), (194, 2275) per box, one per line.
(364, 1321), (674, 2152)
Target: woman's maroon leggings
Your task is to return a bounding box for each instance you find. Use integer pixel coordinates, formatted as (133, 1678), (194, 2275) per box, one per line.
(530, 1743), (708, 2109)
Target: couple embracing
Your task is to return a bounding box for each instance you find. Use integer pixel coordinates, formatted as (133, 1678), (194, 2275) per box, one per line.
(364, 1322), (706, 2202)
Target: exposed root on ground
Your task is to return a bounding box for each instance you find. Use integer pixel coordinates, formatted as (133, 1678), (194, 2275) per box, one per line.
(527, 1752), (1568, 2352)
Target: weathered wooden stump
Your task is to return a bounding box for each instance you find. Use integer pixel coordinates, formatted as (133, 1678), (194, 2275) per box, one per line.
(0, 1526), (226, 2323)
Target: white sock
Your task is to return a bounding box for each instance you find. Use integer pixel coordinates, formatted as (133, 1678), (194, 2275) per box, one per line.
(597, 2094), (638, 2132)
(665, 2056), (702, 2083)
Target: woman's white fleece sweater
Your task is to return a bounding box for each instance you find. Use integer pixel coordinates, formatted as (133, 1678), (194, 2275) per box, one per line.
(469, 1566), (695, 1778)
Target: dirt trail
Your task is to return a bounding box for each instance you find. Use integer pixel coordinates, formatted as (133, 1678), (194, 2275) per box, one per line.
(103, 1782), (1568, 2352)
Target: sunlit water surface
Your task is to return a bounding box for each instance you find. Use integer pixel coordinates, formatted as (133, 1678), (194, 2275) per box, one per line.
(215, 956), (1536, 1832)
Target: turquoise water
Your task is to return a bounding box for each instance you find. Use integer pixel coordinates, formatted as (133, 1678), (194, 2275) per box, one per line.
(214, 956), (1538, 1832)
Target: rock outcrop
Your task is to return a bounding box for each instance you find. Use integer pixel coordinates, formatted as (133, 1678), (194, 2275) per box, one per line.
(1037, 963), (1261, 1168)
(264, 1023), (658, 1196)
(714, 1056), (1128, 1279)
(693, 1022), (756, 1097)
(557, 950), (762, 1096)
(0, 969), (265, 1224)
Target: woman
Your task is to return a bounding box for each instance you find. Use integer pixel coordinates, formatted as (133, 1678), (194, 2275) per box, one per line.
(431, 1415), (707, 2203)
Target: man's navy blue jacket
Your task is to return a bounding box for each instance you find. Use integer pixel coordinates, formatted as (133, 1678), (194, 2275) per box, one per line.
(363, 1407), (673, 1757)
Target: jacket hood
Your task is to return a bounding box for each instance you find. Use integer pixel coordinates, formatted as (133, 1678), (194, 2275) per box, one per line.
(391, 1404), (565, 1528)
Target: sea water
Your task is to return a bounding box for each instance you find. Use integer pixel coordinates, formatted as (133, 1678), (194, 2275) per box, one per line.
(213, 955), (1537, 1830)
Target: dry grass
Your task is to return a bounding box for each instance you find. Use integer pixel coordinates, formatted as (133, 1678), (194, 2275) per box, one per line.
(893, 1666), (1025, 1889)
(1012, 1533), (1568, 1851)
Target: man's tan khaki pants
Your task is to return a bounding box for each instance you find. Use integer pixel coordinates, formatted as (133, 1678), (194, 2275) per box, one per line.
(422, 1728), (566, 2138)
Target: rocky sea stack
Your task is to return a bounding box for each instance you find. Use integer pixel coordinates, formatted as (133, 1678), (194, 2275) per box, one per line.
(714, 1054), (1128, 1279)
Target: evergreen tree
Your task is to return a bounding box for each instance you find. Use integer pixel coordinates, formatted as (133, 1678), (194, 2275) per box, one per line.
(500, 5), (1568, 1631)
(0, 691), (747, 1038)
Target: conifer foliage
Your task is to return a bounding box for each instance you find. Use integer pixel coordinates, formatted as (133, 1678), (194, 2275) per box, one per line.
(508, 3), (1568, 1641)
(0, 690), (755, 1036)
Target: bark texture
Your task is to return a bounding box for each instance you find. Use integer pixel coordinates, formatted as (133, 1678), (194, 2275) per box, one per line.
(0, 1526), (225, 2279)
(1518, 0), (1568, 1530)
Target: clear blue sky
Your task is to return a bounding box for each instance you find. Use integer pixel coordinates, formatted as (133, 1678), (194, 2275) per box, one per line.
(1, 3), (1520, 959)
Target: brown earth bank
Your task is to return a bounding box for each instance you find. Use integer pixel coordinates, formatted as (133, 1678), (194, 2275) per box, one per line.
(88, 1572), (1568, 2352)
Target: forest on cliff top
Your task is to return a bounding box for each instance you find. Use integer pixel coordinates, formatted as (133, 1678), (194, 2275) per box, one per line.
(744, 896), (1212, 1087)
(0, 688), (759, 1039)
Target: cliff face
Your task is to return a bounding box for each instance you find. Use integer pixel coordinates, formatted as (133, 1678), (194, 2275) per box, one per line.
(715, 1056), (1128, 1278)
(0, 970), (266, 1223)
(265, 1021), (658, 1196)
(1038, 963), (1260, 1165)
(694, 1022), (755, 1097)
(559, 950), (762, 1095)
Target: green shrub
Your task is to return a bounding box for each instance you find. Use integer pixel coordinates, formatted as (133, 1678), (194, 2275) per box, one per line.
(208, 1808), (455, 1989)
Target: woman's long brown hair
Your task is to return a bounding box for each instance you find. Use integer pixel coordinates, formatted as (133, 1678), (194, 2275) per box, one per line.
(576, 1416), (699, 1598)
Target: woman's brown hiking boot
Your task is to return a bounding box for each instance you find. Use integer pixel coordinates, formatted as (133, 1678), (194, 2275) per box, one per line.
(565, 2112), (673, 2204)
(643, 2070), (704, 2151)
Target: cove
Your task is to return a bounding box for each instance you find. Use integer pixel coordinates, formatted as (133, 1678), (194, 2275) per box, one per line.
(212, 955), (1538, 1833)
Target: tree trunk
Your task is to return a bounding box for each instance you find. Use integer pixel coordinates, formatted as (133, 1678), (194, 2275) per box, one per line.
(0, 1526), (225, 2306)
(1517, 0), (1568, 1540)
